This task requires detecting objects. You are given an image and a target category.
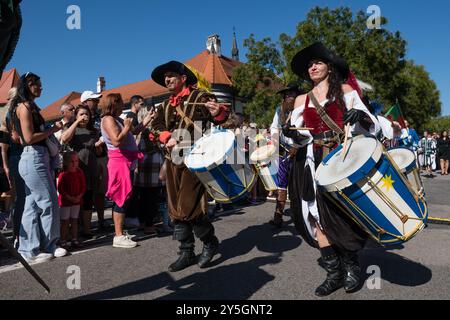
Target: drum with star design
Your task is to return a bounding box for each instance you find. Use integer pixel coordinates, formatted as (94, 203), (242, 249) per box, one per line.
(315, 135), (428, 246)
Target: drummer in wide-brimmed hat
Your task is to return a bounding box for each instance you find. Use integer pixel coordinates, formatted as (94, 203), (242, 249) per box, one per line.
(285, 42), (380, 297)
(150, 60), (229, 273)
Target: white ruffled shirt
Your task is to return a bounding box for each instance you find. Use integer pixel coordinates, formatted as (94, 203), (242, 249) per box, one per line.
(292, 90), (381, 241)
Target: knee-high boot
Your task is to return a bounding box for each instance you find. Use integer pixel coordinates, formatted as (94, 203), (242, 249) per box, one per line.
(315, 246), (345, 297)
(193, 215), (219, 268)
(168, 222), (196, 272)
(270, 189), (287, 227)
(339, 249), (362, 293)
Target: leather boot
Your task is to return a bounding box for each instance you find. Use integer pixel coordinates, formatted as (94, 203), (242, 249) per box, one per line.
(341, 250), (362, 293)
(315, 251), (345, 297)
(198, 236), (219, 268)
(269, 189), (287, 227)
(169, 222), (196, 272)
(269, 212), (283, 227)
(168, 250), (196, 272)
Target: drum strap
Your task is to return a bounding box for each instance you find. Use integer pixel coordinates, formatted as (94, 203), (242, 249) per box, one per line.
(175, 104), (203, 133)
(308, 92), (344, 135)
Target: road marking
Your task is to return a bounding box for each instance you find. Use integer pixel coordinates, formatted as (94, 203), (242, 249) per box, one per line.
(0, 246), (104, 275)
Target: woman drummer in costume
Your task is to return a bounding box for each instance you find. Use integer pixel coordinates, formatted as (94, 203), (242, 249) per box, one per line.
(284, 42), (380, 296)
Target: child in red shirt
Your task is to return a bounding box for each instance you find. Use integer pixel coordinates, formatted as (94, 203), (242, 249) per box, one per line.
(58, 151), (86, 248)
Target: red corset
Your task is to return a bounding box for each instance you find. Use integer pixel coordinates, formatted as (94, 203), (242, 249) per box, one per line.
(303, 96), (344, 135)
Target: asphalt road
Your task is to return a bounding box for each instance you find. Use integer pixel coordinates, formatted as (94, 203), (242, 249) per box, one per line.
(0, 173), (449, 300)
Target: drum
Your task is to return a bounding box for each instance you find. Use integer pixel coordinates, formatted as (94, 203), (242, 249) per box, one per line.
(388, 147), (425, 197)
(250, 144), (279, 191)
(184, 129), (257, 203)
(315, 135), (428, 246)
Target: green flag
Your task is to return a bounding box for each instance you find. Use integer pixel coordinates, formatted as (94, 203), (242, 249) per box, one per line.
(385, 103), (406, 128)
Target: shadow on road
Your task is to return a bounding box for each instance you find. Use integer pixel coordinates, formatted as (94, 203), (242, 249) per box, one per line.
(73, 254), (282, 300)
(73, 219), (302, 300)
(360, 246), (432, 287)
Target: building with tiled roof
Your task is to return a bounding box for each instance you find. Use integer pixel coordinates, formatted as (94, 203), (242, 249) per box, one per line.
(43, 34), (245, 122)
(0, 68), (20, 105)
(0, 68), (20, 124)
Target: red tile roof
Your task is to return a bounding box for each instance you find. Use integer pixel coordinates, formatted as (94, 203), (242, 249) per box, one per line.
(0, 68), (20, 104)
(43, 51), (242, 121)
(40, 91), (82, 121)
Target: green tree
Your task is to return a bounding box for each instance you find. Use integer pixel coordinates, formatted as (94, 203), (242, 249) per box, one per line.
(393, 61), (441, 132)
(232, 35), (282, 126)
(423, 116), (450, 134)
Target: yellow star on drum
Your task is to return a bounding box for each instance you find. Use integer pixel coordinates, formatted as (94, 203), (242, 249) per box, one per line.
(381, 174), (395, 191)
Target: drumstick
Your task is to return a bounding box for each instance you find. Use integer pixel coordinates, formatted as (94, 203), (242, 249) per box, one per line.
(341, 97), (355, 162)
(186, 102), (232, 106)
(289, 127), (314, 131)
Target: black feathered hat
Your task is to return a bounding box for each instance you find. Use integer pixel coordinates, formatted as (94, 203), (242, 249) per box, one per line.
(151, 61), (197, 88)
(291, 42), (349, 80)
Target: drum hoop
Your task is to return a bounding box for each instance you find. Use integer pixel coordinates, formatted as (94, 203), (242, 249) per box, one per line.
(317, 135), (383, 190)
(185, 130), (237, 171)
(388, 147), (416, 173)
(333, 184), (428, 245)
(250, 145), (277, 163)
(207, 167), (257, 203)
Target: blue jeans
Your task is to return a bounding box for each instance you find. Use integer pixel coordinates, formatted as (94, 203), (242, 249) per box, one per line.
(18, 146), (60, 258)
(10, 154), (26, 237)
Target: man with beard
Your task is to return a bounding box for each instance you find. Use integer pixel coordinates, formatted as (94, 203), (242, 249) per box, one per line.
(150, 61), (229, 272)
(268, 83), (303, 227)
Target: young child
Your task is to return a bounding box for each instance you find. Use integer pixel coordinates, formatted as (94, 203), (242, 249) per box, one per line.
(57, 151), (86, 248)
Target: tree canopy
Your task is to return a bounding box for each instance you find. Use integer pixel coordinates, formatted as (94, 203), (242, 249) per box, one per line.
(232, 6), (441, 129)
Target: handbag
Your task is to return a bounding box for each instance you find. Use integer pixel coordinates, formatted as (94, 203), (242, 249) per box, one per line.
(46, 134), (61, 157)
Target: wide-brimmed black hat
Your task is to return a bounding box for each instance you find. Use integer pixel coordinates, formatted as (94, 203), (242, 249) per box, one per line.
(151, 61), (197, 87)
(291, 42), (349, 80)
(276, 82), (303, 95)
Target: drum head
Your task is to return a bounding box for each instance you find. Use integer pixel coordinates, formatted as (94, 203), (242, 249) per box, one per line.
(388, 148), (416, 172)
(250, 144), (277, 162)
(316, 135), (381, 188)
(185, 130), (236, 171)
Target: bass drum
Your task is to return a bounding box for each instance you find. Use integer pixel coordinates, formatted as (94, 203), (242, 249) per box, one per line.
(184, 129), (257, 203)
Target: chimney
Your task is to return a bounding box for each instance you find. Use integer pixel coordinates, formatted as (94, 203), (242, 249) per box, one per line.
(206, 34), (221, 56)
(97, 76), (105, 93)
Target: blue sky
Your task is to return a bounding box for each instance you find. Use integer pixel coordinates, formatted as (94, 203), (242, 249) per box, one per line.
(6, 0), (450, 116)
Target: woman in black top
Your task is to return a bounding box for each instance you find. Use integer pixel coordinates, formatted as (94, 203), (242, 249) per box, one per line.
(437, 130), (450, 175)
(9, 72), (66, 262)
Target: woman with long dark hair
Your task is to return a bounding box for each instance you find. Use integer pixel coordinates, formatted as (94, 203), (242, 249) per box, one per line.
(286, 43), (379, 297)
(10, 72), (67, 263)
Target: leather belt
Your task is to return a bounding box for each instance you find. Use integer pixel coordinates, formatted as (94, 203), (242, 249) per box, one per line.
(313, 130), (341, 146)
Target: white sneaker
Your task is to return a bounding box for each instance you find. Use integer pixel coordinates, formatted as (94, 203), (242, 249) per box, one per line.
(22, 253), (54, 264)
(113, 235), (137, 248)
(54, 247), (68, 258)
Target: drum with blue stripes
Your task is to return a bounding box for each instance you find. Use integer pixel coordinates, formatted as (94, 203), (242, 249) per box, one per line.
(388, 147), (425, 197)
(250, 144), (279, 191)
(184, 129), (256, 203)
(315, 135), (428, 246)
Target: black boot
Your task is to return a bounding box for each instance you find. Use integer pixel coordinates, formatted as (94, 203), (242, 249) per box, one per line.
(315, 248), (345, 297)
(269, 212), (283, 228)
(168, 251), (196, 272)
(341, 251), (362, 293)
(198, 236), (219, 268)
(193, 215), (219, 268)
(169, 222), (196, 272)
